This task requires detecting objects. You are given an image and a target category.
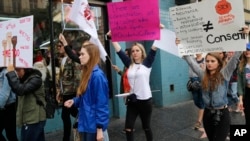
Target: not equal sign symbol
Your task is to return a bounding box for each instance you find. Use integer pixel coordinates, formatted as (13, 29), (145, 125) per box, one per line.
(203, 21), (214, 32)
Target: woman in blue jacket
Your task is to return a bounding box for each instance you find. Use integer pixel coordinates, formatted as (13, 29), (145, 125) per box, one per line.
(64, 42), (109, 141)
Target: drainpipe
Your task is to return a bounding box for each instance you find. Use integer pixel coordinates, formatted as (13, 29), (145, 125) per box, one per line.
(48, 0), (57, 98)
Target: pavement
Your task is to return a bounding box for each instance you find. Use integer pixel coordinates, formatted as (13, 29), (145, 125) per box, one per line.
(45, 100), (245, 141)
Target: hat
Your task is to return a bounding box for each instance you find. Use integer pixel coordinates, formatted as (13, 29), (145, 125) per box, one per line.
(247, 43), (250, 51)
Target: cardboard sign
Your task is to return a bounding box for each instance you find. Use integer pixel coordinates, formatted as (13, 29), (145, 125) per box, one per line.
(108, 0), (160, 41)
(0, 15), (33, 68)
(170, 0), (246, 55)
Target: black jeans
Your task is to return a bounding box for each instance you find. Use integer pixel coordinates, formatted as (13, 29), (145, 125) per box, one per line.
(125, 98), (153, 141)
(243, 87), (250, 125)
(62, 94), (78, 141)
(0, 102), (18, 141)
(203, 108), (230, 141)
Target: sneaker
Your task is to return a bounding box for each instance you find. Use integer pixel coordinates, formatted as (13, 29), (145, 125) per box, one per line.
(194, 121), (202, 130)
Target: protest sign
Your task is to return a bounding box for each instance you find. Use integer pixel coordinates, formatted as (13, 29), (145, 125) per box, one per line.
(153, 29), (180, 57)
(0, 15), (33, 68)
(107, 0), (160, 41)
(170, 0), (246, 56)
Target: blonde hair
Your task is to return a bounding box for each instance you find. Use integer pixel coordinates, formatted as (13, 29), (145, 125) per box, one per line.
(130, 42), (147, 64)
(202, 52), (224, 91)
(77, 43), (100, 96)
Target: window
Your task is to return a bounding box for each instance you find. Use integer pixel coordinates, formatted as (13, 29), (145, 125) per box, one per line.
(12, 1), (21, 13)
(30, 0), (38, 9)
(0, 0), (3, 13)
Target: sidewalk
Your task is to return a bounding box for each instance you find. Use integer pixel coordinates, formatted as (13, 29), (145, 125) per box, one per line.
(45, 100), (245, 141)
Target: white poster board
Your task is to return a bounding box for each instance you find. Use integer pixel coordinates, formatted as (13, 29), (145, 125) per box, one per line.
(0, 15), (33, 68)
(170, 0), (246, 56)
(153, 29), (180, 57)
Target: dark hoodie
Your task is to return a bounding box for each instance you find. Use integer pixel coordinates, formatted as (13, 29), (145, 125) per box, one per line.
(6, 68), (42, 96)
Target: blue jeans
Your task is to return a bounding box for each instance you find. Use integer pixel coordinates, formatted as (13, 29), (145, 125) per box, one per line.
(191, 77), (205, 109)
(21, 120), (46, 141)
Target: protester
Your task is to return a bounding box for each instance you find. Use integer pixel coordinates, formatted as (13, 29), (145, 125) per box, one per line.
(0, 67), (18, 141)
(56, 40), (79, 141)
(59, 33), (110, 141)
(183, 51), (242, 141)
(225, 51), (240, 112)
(107, 32), (158, 141)
(64, 43), (109, 141)
(188, 53), (205, 130)
(111, 48), (132, 133)
(6, 65), (46, 141)
(112, 48), (131, 95)
(237, 45), (250, 125)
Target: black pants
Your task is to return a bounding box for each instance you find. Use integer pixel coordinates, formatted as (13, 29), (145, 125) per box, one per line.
(243, 87), (250, 125)
(125, 98), (153, 141)
(203, 108), (230, 141)
(62, 94), (78, 141)
(0, 102), (18, 141)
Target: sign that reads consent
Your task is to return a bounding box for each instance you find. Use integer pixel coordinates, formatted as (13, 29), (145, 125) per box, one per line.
(107, 0), (160, 42)
(170, 0), (246, 56)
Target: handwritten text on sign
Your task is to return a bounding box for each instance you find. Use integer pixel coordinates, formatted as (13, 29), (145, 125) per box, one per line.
(0, 15), (33, 68)
(170, 0), (246, 56)
(107, 0), (160, 41)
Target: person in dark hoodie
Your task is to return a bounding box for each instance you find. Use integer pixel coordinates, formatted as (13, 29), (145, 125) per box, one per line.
(6, 64), (46, 141)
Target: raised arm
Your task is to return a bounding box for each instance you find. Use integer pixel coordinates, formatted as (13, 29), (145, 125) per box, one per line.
(106, 31), (122, 52)
(183, 55), (204, 79)
(221, 51), (241, 81)
(59, 33), (80, 64)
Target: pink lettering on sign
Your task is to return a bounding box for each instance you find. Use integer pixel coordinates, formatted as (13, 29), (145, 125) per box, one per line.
(20, 45), (29, 49)
(19, 30), (30, 41)
(5, 23), (16, 30)
(18, 57), (28, 67)
(107, 0), (160, 41)
(19, 17), (31, 24)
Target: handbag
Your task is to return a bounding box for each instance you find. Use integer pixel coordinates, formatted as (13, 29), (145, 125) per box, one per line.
(186, 79), (193, 91)
(73, 114), (82, 141)
(186, 79), (201, 92)
(126, 93), (137, 104)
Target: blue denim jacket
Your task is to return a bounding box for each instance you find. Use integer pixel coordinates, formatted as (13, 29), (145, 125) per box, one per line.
(0, 68), (16, 109)
(183, 51), (241, 108)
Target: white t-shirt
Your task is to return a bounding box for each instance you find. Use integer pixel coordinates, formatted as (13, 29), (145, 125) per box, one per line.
(127, 63), (152, 100)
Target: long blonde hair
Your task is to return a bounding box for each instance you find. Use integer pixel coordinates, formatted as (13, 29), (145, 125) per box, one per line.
(77, 42), (100, 96)
(130, 42), (147, 65)
(202, 52), (224, 91)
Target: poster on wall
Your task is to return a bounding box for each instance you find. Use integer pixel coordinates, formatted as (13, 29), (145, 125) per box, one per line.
(0, 15), (33, 68)
(170, 0), (246, 56)
(107, 0), (160, 42)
